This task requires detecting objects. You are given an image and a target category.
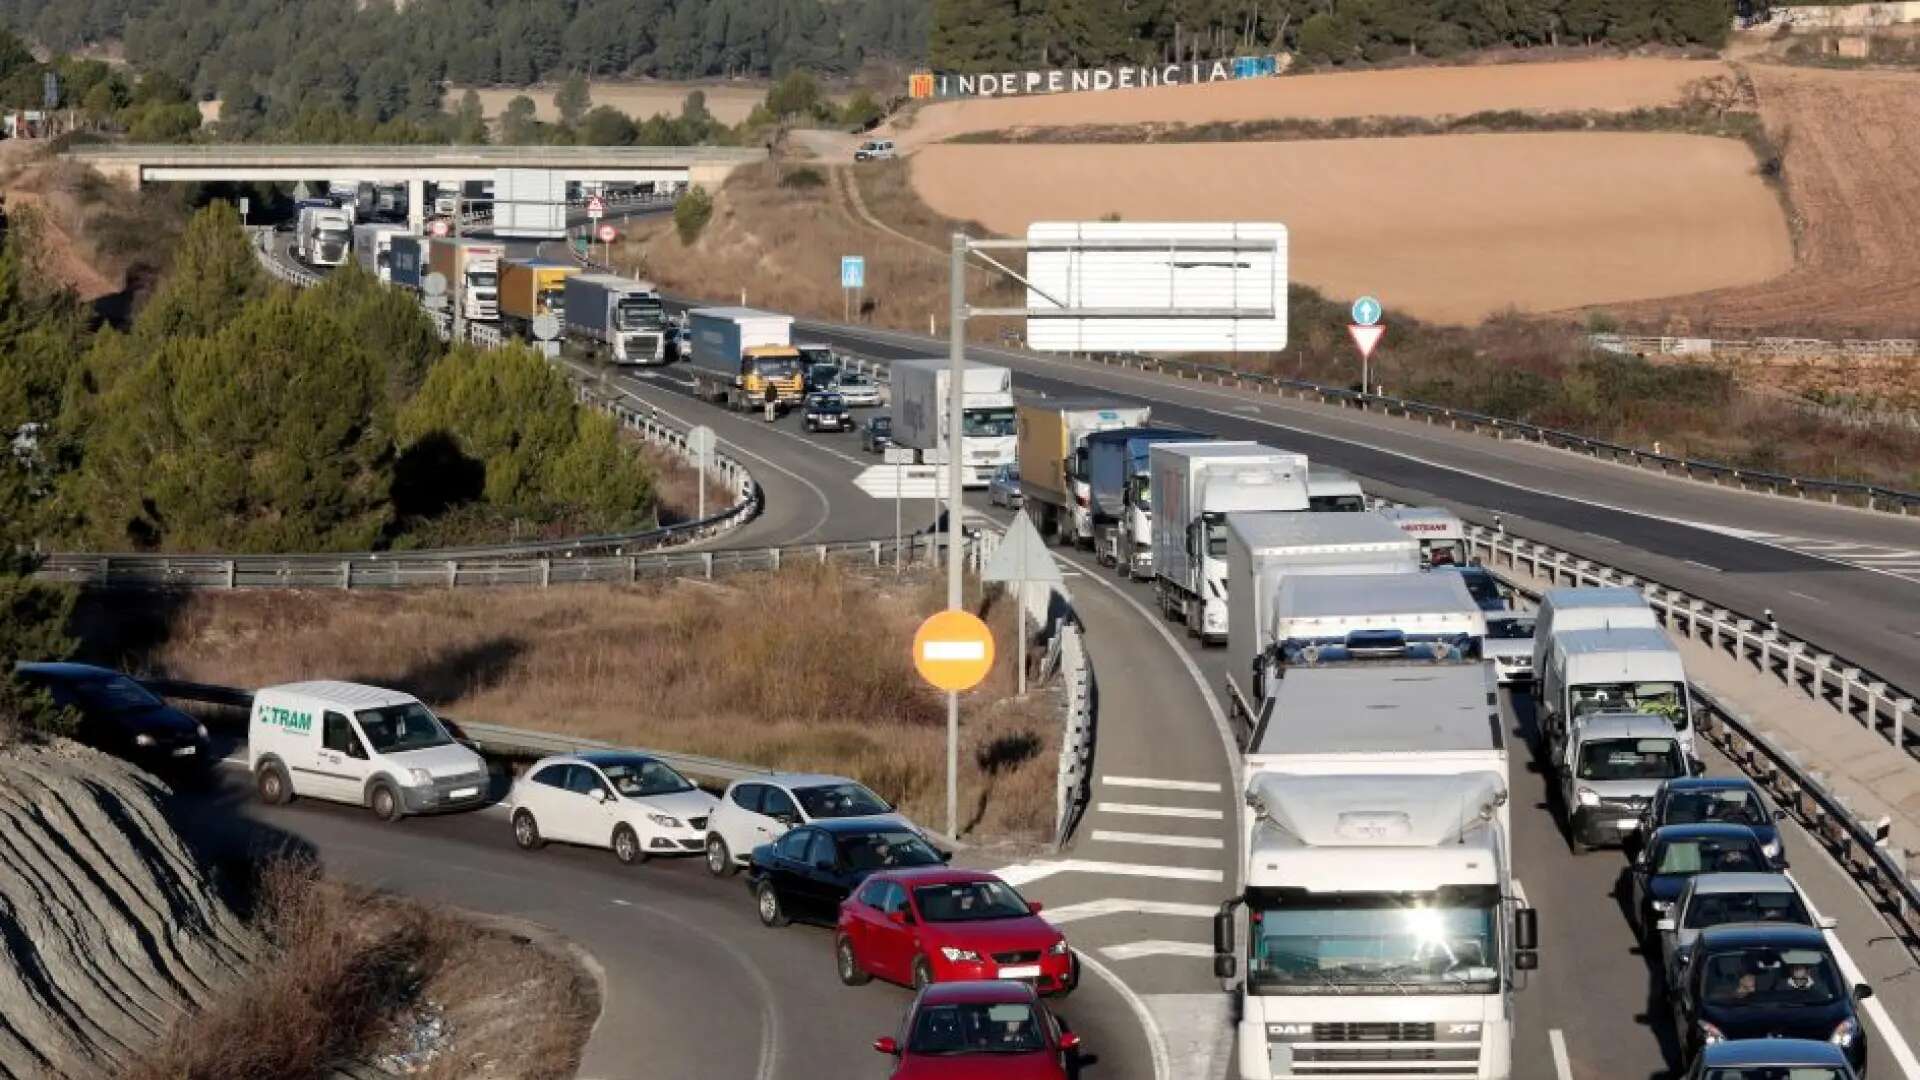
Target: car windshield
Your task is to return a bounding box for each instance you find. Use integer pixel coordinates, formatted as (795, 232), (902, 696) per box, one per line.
(1702, 1068), (1846, 1080)
(908, 1002), (1045, 1055)
(354, 702), (454, 753)
(872, 417), (891, 433)
(1454, 572), (1503, 608)
(601, 758), (695, 798)
(838, 829), (942, 871)
(1577, 737), (1685, 781)
(70, 675), (163, 714)
(1571, 680), (1688, 729)
(962, 407), (1016, 438)
(1653, 836), (1765, 875)
(914, 880), (1030, 922)
(1701, 947), (1844, 1008)
(1204, 512), (1229, 558)
(1666, 788), (1769, 827)
(812, 395), (845, 410)
(1486, 617), (1537, 641)
(1308, 494), (1366, 512)
(1685, 890), (1810, 931)
(1246, 886), (1500, 993)
(793, 782), (890, 818)
(839, 373), (871, 387)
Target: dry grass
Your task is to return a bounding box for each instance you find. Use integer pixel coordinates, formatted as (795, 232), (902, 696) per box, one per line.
(636, 442), (733, 526)
(122, 859), (595, 1080)
(115, 565), (1060, 841)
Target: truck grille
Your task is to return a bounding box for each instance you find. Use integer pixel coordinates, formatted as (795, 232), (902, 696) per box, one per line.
(1314, 1023), (1434, 1042)
(1293, 1047), (1479, 1064)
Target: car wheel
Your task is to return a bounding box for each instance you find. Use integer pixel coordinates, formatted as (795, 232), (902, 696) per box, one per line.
(613, 824), (647, 865)
(837, 935), (872, 986)
(704, 835), (739, 876)
(756, 882), (790, 928)
(512, 810), (544, 850)
(255, 762), (292, 806)
(369, 782), (402, 822)
(912, 957), (934, 990)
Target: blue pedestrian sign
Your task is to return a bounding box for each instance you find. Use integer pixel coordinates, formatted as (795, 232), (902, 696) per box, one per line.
(841, 255), (866, 290)
(1351, 295), (1382, 326)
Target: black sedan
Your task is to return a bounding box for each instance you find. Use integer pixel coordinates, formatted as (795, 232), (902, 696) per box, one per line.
(1644, 776), (1788, 869)
(1631, 823), (1772, 938)
(13, 662), (211, 774)
(747, 818), (945, 928)
(1672, 923), (1870, 1075)
(804, 392), (852, 433)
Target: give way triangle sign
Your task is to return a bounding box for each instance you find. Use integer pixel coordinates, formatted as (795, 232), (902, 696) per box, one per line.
(1348, 323), (1386, 361)
(982, 510), (1063, 585)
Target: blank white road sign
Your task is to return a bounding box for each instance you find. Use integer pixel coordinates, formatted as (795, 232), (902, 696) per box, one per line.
(1025, 221), (1288, 354)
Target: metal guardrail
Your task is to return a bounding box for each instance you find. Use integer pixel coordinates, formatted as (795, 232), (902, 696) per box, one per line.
(1054, 619), (1094, 850)
(1592, 332), (1920, 362)
(1471, 525), (1920, 951)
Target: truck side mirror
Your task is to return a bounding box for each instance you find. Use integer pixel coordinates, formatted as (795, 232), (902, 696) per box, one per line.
(1213, 954), (1237, 979)
(1515, 950), (1539, 971)
(1213, 909), (1235, 955)
(1514, 907), (1538, 951)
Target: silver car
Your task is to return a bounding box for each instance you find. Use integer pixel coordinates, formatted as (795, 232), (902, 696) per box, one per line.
(1560, 712), (1695, 852)
(834, 371), (882, 408)
(1484, 615), (1535, 685)
(1654, 872), (1823, 990)
(988, 463), (1023, 508)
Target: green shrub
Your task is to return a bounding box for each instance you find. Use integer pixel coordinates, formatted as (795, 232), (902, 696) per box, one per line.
(780, 166), (826, 189)
(674, 186), (715, 245)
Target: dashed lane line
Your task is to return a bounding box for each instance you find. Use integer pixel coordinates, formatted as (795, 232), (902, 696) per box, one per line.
(1090, 830), (1226, 850)
(1550, 1029), (1575, 1080)
(1789, 871), (1920, 1079)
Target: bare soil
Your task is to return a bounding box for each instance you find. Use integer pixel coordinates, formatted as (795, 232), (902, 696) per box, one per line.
(894, 57), (1727, 146)
(909, 133), (1791, 325)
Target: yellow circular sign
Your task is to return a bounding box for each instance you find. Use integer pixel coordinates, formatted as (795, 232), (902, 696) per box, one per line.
(913, 609), (996, 692)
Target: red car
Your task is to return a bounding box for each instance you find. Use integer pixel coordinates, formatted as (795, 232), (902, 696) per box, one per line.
(837, 867), (1078, 995)
(873, 979), (1081, 1079)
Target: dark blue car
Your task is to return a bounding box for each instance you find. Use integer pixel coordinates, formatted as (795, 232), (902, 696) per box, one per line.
(1631, 823), (1771, 938)
(1673, 925), (1870, 1076)
(13, 662), (211, 774)
(1686, 1038), (1858, 1079)
(746, 816), (946, 929)
(1646, 777), (1788, 869)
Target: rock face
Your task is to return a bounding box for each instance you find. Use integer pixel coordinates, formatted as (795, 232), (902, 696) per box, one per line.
(0, 744), (258, 1080)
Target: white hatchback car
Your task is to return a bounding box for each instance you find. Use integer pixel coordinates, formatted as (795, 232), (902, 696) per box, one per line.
(704, 772), (916, 876)
(510, 751), (719, 865)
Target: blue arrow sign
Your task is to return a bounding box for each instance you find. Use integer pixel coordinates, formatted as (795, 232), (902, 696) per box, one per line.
(1351, 295), (1382, 327)
(841, 255), (866, 290)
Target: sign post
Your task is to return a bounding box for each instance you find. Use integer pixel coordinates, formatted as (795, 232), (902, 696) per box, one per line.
(686, 425), (717, 524)
(880, 447), (917, 570)
(841, 255), (866, 323)
(1347, 295), (1385, 404)
(982, 510), (1064, 698)
(597, 223), (617, 267)
(913, 609), (996, 838)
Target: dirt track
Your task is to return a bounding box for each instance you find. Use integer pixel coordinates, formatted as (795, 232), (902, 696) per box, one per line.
(1608, 64), (1920, 334)
(911, 133), (1790, 324)
(895, 58), (1725, 145)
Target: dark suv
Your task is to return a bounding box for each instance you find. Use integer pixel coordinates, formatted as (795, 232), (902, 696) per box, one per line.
(14, 662), (211, 774)
(1671, 924), (1870, 1075)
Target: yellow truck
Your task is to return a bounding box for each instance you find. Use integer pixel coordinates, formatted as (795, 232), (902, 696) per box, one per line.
(687, 307), (805, 411)
(499, 258), (577, 340)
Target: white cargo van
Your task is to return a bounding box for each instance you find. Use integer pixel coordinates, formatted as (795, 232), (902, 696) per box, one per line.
(1540, 628), (1695, 766)
(1531, 586), (1660, 678)
(248, 681), (489, 821)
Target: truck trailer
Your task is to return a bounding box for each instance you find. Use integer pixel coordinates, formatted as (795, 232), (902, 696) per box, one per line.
(1266, 570), (1487, 681)
(1086, 427), (1214, 578)
(1222, 511), (1421, 718)
(1016, 402), (1150, 546)
(387, 234), (427, 292)
(1150, 442), (1309, 643)
(687, 307), (805, 409)
(499, 258), (578, 340)
(889, 359), (1016, 487)
(1218, 661), (1535, 1080)
(427, 237), (503, 322)
(351, 223), (408, 283)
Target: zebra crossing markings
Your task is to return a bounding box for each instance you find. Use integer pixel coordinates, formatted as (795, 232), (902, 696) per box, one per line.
(1099, 775), (1223, 794)
(1095, 802), (1225, 820)
(1036, 898), (1217, 926)
(1100, 940), (1216, 961)
(1090, 829), (1226, 850)
(995, 858), (1225, 886)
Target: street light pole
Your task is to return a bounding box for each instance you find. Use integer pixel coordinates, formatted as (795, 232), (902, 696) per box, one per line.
(945, 232), (968, 839)
(450, 190), (466, 347)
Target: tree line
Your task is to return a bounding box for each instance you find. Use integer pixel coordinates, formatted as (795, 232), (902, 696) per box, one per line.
(929, 0), (1733, 71)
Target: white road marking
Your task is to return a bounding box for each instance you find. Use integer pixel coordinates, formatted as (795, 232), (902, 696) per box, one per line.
(1100, 940), (1215, 961)
(995, 858), (1225, 886)
(611, 898), (633, 906)
(1077, 951), (1173, 1080)
(1683, 559), (1724, 573)
(1091, 829), (1225, 850)
(1788, 871), (1920, 1079)
(1097, 802), (1223, 820)
(1789, 589), (1827, 604)
(1550, 1028), (1574, 1080)
(1101, 776), (1222, 793)
(1037, 898), (1217, 926)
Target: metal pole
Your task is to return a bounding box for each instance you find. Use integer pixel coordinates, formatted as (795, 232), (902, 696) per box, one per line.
(894, 462), (903, 575)
(451, 191), (465, 347)
(697, 443), (707, 523)
(946, 231), (968, 840)
(1017, 579), (1027, 696)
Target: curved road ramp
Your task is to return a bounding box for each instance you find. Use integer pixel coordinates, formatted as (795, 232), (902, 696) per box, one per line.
(0, 745), (258, 1079)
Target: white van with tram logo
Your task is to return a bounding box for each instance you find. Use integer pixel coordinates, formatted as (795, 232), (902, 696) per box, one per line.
(248, 681), (489, 821)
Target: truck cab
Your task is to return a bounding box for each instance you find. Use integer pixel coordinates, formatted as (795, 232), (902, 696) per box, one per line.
(1307, 466), (1367, 512)
(1151, 443), (1310, 643)
(1381, 506), (1471, 568)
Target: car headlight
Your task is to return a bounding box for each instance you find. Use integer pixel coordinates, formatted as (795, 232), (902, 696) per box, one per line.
(1762, 840), (1782, 861)
(1049, 939), (1070, 956)
(1650, 900), (1674, 913)
(939, 946), (981, 963)
(195, 722), (209, 739)
(1576, 787), (1600, 807)
(407, 768), (433, 787)
(1831, 1018), (1859, 1048)
(134, 733), (157, 747)
(647, 813), (682, 828)
(1699, 1021), (1726, 1045)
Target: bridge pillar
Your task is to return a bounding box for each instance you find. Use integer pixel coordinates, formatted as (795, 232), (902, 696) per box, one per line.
(408, 178), (426, 234)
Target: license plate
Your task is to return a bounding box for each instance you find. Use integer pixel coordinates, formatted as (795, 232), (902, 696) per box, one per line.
(171, 745), (198, 757)
(1615, 818), (1640, 829)
(998, 964), (1041, 979)
(450, 786), (480, 799)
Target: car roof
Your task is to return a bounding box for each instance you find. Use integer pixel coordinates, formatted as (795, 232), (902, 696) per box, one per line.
(570, 750), (664, 768)
(1576, 713), (1680, 739)
(807, 817), (910, 835)
(877, 866), (999, 887)
(1687, 872), (1797, 895)
(1664, 776), (1761, 794)
(1700, 1038), (1848, 1066)
(1697, 922), (1828, 950)
(737, 771), (858, 789)
(258, 680), (420, 709)
(916, 979), (1039, 1006)
(14, 661), (124, 680)
(1650, 822), (1763, 844)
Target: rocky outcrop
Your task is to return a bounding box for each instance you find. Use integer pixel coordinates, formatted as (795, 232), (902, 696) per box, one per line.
(0, 744), (258, 1080)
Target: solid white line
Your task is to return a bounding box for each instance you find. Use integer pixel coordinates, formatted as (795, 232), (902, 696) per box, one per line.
(1076, 949), (1173, 1080)
(1092, 829), (1226, 850)
(995, 858), (1224, 885)
(1788, 590), (1827, 605)
(1683, 559), (1724, 573)
(1097, 802), (1224, 820)
(1549, 1028), (1574, 1080)
(1788, 871), (1920, 1079)
(1039, 899), (1217, 926)
(1101, 776), (1223, 793)
(1845, 551), (1920, 561)
(1100, 940), (1215, 962)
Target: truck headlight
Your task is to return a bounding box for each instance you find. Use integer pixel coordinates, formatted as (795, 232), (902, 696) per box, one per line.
(940, 946), (981, 963)
(1576, 787), (1600, 807)
(1831, 1018), (1859, 1047)
(407, 767), (433, 787)
(647, 813), (683, 828)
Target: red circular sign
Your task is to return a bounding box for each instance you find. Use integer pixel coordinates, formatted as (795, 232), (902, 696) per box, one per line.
(428, 219), (450, 237)
(597, 224), (618, 243)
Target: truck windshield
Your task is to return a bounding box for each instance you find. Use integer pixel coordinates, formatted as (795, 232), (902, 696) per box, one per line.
(752, 356), (800, 378)
(469, 272), (498, 288)
(538, 288), (565, 313)
(1575, 737), (1684, 781)
(962, 407), (1016, 438)
(1309, 494), (1366, 512)
(316, 229), (350, 242)
(1422, 539), (1470, 568)
(1247, 886), (1500, 994)
(354, 703), (454, 754)
(1571, 680), (1688, 729)
(614, 297), (663, 329)
(1203, 512), (1229, 558)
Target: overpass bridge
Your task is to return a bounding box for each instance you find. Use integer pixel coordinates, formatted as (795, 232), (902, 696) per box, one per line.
(61, 143), (766, 231)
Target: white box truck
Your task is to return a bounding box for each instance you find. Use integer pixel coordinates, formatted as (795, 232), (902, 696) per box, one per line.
(1381, 506), (1471, 568)
(491, 167), (567, 239)
(351, 222), (407, 283)
(889, 358), (1016, 487)
(1016, 401), (1149, 546)
(1150, 442), (1309, 643)
(1223, 511), (1421, 719)
(1266, 570), (1488, 683)
(1540, 626), (1696, 766)
(1216, 661), (1534, 1080)
(1306, 466), (1367, 512)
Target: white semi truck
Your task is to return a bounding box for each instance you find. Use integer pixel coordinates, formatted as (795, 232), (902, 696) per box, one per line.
(1015, 401), (1150, 546)
(294, 205), (353, 268)
(1381, 506), (1471, 568)
(1222, 511), (1421, 720)
(889, 358), (1016, 487)
(1150, 442), (1309, 643)
(1216, 661), (1537, 1080)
